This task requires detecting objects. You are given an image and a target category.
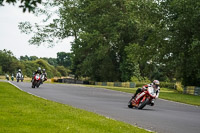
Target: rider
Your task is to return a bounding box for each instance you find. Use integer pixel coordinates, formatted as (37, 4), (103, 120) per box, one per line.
(32, 67), (42, 82)
(41, 68), (47, 82)
(5, 74), (9, 81)
(16, 69), (22, 78)
(132, 80), (160, 106)
(34, 67), (42, 75)
(11, 74), (14, 81)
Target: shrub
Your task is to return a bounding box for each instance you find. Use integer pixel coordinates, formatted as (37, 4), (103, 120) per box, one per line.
(175, 82), (184, 92)
(160, 82), (175, 89)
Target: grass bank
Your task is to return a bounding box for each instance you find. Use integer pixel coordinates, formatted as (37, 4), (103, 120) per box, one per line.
(0, 82), (149, 133)
(84, 85), (200, 106)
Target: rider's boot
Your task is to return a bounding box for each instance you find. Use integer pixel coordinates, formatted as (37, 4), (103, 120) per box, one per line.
(150, 99), (155, 106)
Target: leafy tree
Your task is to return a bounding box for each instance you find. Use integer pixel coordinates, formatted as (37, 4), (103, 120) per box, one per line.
(159, 0), (200, 86)
(0, 0), (42, 12)
(20, 55), (29, 61)
(18, 0), (200, 85)
(56, 66), (70, 77)
(41, 57), (58, 67)
(20, 55), (38, 61)
(57, 52), (72, 68)
(0, 49), (24, 74)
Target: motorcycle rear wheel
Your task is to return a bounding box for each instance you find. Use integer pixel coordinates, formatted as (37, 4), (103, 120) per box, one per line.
(138, 98), (149, 109)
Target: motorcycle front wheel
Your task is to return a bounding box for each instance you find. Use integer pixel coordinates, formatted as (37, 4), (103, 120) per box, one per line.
(128, 97), (134, 108)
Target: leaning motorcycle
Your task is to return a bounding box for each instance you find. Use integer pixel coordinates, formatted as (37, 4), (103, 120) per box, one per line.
(40, 73), (46, 84)
(32, 74), (41, 88)
(128, 86), (157, 109)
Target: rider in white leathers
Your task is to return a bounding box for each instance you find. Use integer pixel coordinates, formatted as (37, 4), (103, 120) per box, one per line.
(132, 80), (160, 106)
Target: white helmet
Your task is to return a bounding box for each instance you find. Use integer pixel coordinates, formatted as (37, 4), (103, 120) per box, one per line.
(153, 80), (160, 85)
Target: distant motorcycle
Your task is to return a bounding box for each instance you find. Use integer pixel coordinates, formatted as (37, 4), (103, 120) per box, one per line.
(5, 74), (9, 81)
(128, 86), (156, 109)
(16, 73), (23, 82)
(11, 75), (14, 81)
(32, 74), (41, 88)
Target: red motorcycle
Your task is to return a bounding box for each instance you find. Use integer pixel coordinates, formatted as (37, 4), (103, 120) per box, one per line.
(128, 86), (157, 109)
(32, 74), (41, 88)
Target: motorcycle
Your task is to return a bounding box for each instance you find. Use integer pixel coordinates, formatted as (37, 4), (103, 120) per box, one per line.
(40, 73), (46, 84)
(11, 75), (14, 81)
(128, 86), (157, 109)
(32, 74), (41, 88)
(5, 75), (9, 81)
(21, 75), (24, 82)
(16, 73), (22, 82)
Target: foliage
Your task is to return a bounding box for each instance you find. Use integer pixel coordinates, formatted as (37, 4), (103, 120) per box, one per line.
(56, 66), (70, 77)
(160, 82), (175, 89)
(18, 0), (200, 85)
(32, 59), (61, 78)
(57, 52), (72, 68)
(20, 55), (38, 61)
(0, 49), (24, 74)
(41, 57), (57, 66)
(0, 0), (42, 12)
(175, 82), (184, 93)
(0, 50), (72, 78)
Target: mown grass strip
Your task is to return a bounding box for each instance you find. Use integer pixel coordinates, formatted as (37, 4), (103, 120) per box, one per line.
(84, 85), (200, 106)
(0, 82), (150, 133)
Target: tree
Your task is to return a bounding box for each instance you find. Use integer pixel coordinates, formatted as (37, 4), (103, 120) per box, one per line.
(0, 49), (24, 74)
(19, 0), (200, 85)
(56, 66), (70, 77)
(0, 0), (42, 12)
(41, 57), (58, 67)
(159, 0), (200, 86)
(57, 52), (72, 68)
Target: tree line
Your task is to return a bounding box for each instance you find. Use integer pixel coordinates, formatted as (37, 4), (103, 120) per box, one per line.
(0, 49), (72, 78)
(14, 0), (200, 86)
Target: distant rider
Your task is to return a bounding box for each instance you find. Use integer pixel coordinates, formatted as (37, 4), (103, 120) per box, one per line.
(132, 80), (160, 106)
(16, 69), (22, 79)
(41, 69), (47, 83)
(11, 74), (14, 81)
(5, 74), (9, 81)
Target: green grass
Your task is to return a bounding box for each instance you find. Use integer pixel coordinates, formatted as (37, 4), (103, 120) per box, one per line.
(85, 85), (200, 106)
(0, 82), (149, 133)
(159, 88), (200, 106)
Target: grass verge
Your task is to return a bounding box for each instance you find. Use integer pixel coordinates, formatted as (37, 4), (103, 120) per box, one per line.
(0, 82), (150, 133)
(84, 85), (200, 106)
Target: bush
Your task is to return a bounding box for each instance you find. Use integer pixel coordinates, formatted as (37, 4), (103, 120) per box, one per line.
(135, 82), (148, 88)
(160, 82), (175, 89)
(175, 82), (184, 92)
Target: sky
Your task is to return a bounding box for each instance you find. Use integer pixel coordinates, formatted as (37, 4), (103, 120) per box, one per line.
(0, 4), (73, 59)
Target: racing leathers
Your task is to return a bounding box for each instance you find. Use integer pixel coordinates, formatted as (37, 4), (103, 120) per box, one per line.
(132, 83), (160, 106)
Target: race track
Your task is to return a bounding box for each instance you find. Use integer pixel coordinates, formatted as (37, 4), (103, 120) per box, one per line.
(10, 81), (200, 133)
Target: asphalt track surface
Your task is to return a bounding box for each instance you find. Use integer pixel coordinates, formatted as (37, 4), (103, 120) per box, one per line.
(10, 81), (200, 133)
